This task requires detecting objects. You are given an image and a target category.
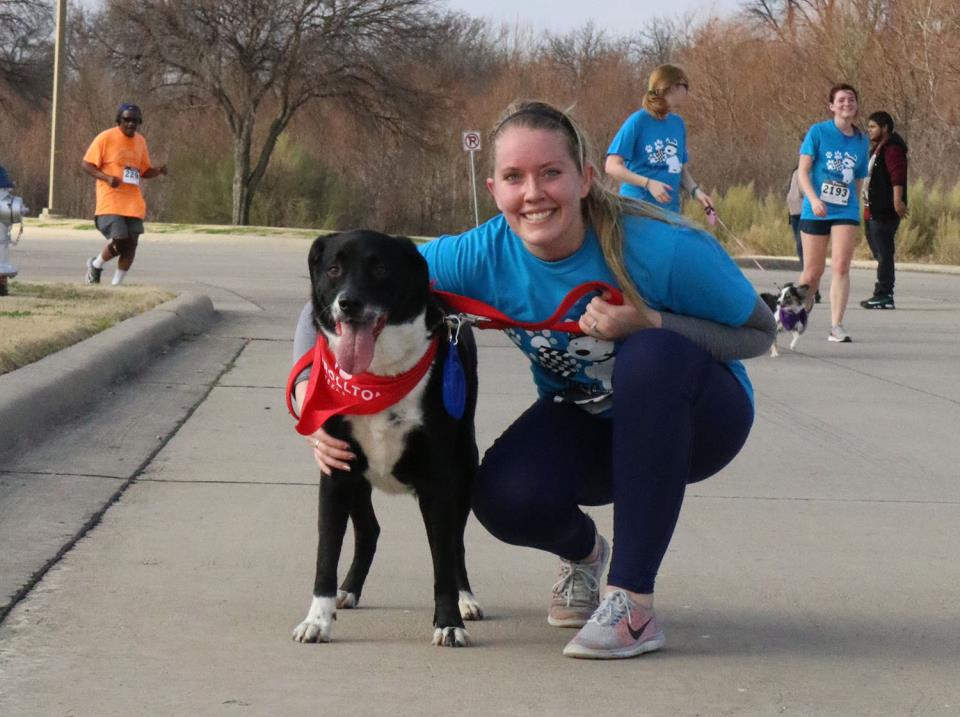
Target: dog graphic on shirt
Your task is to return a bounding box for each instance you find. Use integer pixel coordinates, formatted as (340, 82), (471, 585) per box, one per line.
(826, 150), (859, 184)
(566, 335), (616, 391)
(664, 140), (682, 174)
(841, 154), (856, 184)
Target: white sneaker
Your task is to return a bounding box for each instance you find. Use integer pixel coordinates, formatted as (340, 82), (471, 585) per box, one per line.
(828, 324), (852, 343)
(547, 534), (610, 628)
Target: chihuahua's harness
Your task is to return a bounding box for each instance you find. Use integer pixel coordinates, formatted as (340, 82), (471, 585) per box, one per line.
(777, 305), (808, 333)
(287, 282), (623, 432)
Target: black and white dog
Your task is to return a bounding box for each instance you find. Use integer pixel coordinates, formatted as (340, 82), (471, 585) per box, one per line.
(290, 229), (483, 647)
(760, 282), (811, 357)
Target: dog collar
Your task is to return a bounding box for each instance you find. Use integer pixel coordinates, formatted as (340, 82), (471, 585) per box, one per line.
(286, 333), (439, 435)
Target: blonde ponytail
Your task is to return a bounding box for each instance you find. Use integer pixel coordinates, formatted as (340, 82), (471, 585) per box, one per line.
(642, 90), (670, 120)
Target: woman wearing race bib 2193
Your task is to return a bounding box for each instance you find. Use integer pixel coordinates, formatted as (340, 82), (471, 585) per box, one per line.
(796, 84), (869, 343)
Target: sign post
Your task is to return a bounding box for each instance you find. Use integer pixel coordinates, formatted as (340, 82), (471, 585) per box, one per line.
(462, 131), (482, 228)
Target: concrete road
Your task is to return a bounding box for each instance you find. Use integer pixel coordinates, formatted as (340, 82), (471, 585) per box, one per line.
(1, 226), (959, 716)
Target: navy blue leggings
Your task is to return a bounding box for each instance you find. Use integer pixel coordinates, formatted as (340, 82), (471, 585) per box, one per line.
(472, 329), (754, 594)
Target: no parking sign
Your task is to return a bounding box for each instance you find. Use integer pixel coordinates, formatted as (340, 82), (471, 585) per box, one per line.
(462, 131), (481, 227)
(462, 131), (482, 152)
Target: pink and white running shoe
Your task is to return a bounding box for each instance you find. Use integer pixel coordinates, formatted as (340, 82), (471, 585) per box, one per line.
(562, 589), (665, 659)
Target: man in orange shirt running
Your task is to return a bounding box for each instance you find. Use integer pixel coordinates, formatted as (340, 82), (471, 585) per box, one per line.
(81, 103), (167, 285)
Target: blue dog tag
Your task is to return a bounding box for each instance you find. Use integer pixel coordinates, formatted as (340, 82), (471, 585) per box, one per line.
(442, 344), (466, 420)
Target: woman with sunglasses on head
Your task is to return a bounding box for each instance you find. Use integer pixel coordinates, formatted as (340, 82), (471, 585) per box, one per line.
(795, 84), (870, 342)
(605, 64), (714, 215)
(296, 100), (775, 659)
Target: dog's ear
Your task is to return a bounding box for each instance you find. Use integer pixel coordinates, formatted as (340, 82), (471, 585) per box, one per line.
(393, 234), (442, 332)
(797, 283), (810, 292)
(308, 233), (340, 331)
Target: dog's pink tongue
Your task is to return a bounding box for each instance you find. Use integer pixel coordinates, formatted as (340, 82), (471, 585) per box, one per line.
(335, 323), (376, 375)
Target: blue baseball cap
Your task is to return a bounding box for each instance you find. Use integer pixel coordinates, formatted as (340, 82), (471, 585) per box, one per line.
(116, 103), (143, 121)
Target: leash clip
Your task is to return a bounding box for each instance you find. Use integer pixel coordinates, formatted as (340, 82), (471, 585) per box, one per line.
(444, 313), (467, 345)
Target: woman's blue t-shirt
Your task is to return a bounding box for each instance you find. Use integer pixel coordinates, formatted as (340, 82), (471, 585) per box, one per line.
(799, 119), (870, 221)
(607, 109), (688, 213)
(418, 213), (757, 409)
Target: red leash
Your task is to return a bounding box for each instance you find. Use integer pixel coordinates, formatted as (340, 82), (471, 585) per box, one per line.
(287, 282), (623, 431)
(433, 281), (623, 333)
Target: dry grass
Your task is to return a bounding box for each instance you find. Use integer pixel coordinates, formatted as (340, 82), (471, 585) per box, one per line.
(680, 180), (960, 264)
(0, 282), (175, 375)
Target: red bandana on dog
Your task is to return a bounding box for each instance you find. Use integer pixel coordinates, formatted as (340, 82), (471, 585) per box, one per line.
(286, 333), (438, 436)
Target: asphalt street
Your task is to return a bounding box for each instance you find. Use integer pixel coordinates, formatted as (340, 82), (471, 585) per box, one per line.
(1, 225), (959, 716)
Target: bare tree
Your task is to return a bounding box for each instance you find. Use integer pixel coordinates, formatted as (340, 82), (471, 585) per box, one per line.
(543, 22), (612, 91)
(100, 0), (445, 225)
(0, 0), (53, 98)
(626, 14), (694, 68)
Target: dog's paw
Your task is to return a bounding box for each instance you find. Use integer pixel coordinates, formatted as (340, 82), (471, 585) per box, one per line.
(292, 619), (331, 643)
(291, 596), (336, 643)
(337, 589), (358, 609)
(458, 590), (484, 621)
(770, 344), (780, 358)
(432, 626), (470, 647)
(789, 333), (801, 350)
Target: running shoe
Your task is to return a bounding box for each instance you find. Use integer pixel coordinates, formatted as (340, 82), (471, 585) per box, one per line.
(562, 589), (665, 659)
(828, 324), (852, 343)
(85, 257), (102, 284)
(860, 294), (895, 310)
(547, 533), (610, 628)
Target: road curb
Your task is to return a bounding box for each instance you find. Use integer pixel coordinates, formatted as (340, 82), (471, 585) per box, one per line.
(735, 255), (960, 275)
(0, 292), (217, 461)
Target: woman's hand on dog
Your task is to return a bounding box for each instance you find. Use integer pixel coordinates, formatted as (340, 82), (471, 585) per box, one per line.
(295, 381), (355, 474)
(306, 428), (355, 475)
(579, 290), (662, 340)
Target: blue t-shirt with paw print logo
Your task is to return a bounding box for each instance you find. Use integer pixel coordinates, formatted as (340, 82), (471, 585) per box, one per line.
(419, 213), (757, 412)
(607, 109), (688, 213)
(799, 120), (869, 222)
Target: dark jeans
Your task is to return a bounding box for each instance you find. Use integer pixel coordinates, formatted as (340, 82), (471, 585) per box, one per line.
(789, 214), (803, 266)
(865, 217), (899, 296)
(471, 329), (754, 594)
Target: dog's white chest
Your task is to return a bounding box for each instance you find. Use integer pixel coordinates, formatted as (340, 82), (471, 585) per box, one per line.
(347, 379), (427, 495)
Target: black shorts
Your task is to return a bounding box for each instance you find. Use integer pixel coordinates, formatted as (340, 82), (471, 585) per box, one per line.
(95, 215), (144, 243)
(798, 218), (860, 235)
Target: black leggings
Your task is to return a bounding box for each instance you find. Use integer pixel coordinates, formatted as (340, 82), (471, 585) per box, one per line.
(472, 329), (754, 594)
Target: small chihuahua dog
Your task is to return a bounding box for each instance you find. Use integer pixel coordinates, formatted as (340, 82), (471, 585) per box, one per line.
(760, 282), (810, 357)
